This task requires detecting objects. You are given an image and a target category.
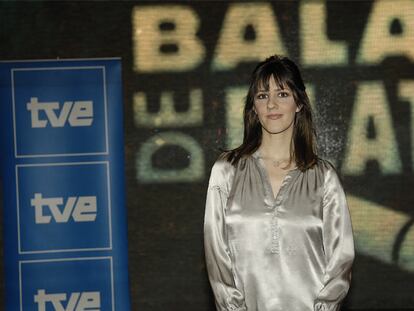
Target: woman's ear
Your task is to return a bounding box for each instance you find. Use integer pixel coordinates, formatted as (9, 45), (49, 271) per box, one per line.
(296, 105), (303, 113)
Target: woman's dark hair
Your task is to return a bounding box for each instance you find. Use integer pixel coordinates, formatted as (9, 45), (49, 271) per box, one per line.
(224, 55), (318, 171)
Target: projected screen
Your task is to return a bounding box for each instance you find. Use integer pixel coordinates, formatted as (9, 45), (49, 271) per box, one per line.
(1, 1), (414, 310)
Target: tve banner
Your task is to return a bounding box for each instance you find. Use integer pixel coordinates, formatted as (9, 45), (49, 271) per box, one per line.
(0, 59), (130, 311)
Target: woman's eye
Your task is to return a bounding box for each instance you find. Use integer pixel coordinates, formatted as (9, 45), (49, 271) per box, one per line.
(256, 93), (268, 100)
(278, 92), (289, 98)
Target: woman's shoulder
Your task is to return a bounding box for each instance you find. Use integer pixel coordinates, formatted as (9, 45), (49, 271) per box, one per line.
(209, 153), (235, 179)
(208, 152), (236, 191)
(314, 156), (343, 185)
(315, 156), (337, 171)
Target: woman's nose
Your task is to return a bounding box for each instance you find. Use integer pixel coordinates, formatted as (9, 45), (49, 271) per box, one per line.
(267, 96), (278, 109)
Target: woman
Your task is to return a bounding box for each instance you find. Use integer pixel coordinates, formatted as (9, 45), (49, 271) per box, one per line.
(203, 55), (354, 311)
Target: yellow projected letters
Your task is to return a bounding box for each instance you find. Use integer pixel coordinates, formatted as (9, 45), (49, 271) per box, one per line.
(133, 89), (203, 127)
(300, 1), (348, 65)
(212, 3), (287, 70)
(343, 82), (402, 175)
(398, 80), (414, 169)
(348, 195), (414, 270)
(357, 0), (414, 64)
(225, 86), (247, 149)
(132, 2), (414, 72)
(132, 5), (205, 72)
(137, 132), (204, 183)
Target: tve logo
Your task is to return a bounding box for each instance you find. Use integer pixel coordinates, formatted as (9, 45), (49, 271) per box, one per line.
(27, 97), (93, 128)
(20, 258), (112, 311)
(34, 289), (100, 311)
(12, 67), (107, 157)
(31, 193), (97, 224)
(17, 162), (111, 254)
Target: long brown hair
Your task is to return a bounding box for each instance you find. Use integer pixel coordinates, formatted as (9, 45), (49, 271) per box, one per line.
(224, 55), (319, 171)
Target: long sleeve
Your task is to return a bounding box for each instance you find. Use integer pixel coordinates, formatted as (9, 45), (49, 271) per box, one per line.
(314, 162), (355, 311)
(204, 163), (247, 311)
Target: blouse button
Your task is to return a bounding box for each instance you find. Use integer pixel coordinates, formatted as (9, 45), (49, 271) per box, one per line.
(270, 247), (279, 254)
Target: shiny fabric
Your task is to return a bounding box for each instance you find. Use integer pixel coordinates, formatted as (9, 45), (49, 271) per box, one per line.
(204, 150), (354, 311)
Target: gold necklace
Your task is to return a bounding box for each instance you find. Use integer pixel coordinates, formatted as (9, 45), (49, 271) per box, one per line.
(259, 156), (291, 169)
(272, 159), (289, 168)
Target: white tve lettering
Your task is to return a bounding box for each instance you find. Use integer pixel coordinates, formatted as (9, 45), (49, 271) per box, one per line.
(34, 289), (101, 311)
(26, 97), (93, 128)
(31, 193), (97, 224)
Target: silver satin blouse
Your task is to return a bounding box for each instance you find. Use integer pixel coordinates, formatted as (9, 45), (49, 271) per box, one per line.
(203, 150), (354, 311)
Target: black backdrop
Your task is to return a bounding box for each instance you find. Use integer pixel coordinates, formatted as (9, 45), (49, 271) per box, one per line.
(1, 1), (414, 310)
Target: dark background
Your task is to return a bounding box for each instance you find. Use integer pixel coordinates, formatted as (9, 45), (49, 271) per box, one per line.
(1, 1), (414, 310)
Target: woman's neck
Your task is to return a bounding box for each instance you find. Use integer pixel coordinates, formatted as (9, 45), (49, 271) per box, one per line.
(259, 126), (294, 161)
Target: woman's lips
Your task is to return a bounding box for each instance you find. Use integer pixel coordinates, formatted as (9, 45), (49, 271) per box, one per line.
(267, 113), (283, 120)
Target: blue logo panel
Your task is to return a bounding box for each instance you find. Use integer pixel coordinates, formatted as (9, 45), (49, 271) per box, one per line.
(13, 67), (108, 157)
(17, 162), (111, 253)
(1, 59), (130, 311)
(20, 257), (113, 311)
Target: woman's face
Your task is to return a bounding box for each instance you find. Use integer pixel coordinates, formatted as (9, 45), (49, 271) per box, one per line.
(253, 75), (301, 135)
